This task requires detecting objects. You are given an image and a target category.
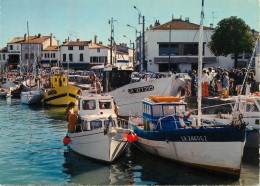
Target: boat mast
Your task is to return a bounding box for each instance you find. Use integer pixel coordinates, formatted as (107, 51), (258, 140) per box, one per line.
(27, 21), (31, 92)
(197, 0), (204, 126)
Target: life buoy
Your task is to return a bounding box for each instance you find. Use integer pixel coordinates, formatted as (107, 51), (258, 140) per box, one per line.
(179, 113), (187, 128)
(184, 112), (197, 128)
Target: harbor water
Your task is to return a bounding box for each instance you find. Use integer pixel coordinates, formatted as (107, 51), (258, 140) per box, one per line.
(0, 98), (259, 185)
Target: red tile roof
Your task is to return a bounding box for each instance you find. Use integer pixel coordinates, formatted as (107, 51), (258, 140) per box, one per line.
(43, 46), (59, 51)
(89, 43), (108, 49)
(8, 37), (25, 44)
(20, 36), (51, 44)
(61, 41), (91, 46)
(151, 19), (213, 30)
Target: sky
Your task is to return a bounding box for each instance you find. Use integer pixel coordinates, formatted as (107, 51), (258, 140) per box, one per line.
(0, 0), (259, 48)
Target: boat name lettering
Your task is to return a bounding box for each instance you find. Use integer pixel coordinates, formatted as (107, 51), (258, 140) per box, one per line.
(48, 90), (57, 96)
(128, 85), (154, 94)
(180, 136), (207, 142)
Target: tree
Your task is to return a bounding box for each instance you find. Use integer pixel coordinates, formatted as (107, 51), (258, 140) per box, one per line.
(209, 16), (254, 68)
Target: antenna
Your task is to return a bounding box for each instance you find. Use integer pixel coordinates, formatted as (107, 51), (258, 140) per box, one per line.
(212, 11), (217, 28)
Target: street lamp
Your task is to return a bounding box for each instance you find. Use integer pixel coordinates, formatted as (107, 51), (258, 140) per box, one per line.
(123, 35), (135, 66)
(127, 24), (141, 67)
(133, 5), (145, 72)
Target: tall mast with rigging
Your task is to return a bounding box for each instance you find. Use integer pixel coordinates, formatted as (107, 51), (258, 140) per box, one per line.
(197, 0), (204, 126)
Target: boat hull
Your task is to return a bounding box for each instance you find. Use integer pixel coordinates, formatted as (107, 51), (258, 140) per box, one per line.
(68, 128), (129, 162)
(109, 77), (186, 116)
(21, 91), (42, 104)
(133, 125), (246, 176)
(44, 85), (81, 106)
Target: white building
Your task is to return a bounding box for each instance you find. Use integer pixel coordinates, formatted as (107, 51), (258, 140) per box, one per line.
(108, 43), (134, 69)
(4, 33), (58, 72)
(60, 36), (109, 70)
(141, 19), (240, 73)
(41, 46), (60, 68)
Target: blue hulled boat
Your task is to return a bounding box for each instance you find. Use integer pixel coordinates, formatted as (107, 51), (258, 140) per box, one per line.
(129, 95), (246, 176)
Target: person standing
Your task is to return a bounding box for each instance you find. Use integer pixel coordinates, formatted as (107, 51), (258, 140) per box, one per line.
(222, 73), (229, 97)
(202, 70), (209, 97)
(191, 70), (197, 96)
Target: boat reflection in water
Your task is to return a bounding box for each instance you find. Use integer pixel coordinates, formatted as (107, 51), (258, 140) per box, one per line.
(63, 148), (132, 185)
(63, 144), (254, 185)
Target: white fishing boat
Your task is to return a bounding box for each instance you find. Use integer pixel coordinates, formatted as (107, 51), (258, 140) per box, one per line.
(0, 75), (19, 90)
(129, 0), (246, 177)
(201, 95), (260, 148)
(108, 73), (187, 116)
(64, 93), (130, 163)
(21, 22), (43, 105)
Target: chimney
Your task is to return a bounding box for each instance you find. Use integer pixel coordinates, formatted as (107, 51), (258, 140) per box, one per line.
(94, 35), (97, 44)
(185, 17), (189, 22)
(180, 15), (182, 20)
(24, 33), (27, 41)
(50, 33), (53, 46)
(99, 41), (103, 44)
(210, 23), (213, 28)
(77, 38), (80, 42)
(38, 33), (41, 38)
(65, 39), (68, 43)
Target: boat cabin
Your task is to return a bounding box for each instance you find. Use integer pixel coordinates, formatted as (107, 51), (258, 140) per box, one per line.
(77, 95), (117, 131)
(142, 95), (189, 131)
(51, 74), (68, 88)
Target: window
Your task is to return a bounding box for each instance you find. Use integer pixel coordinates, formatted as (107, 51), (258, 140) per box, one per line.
(90, 120), (102, 130)
(25, 54), (28, 59)
(152, 105), (163, 117)
(30, 54), (34, 59)
(68, 46), (73, 50)
(99, 56), (107, 63)
(52, 53), (56, 58)
(159, 43), (179, 56)
(183, 43), (198, 55)
(82, 100), (96, 110)
(9, 45), (13, 50)
(80, 54), (83, 62)
(45, 53), (47, 58)
(0, 54), (1, 60)
(3, 54), (5, 60)
(97, 48), (100, 53)
(63, 54), (66, 61)
(79, 46), (84, 50)
(69, 54), (73, 61)
(163, 105), (175, 116)
(99, 101), (112, 109)
(90, 56), (99, 63)
(104, 120), (116, 127)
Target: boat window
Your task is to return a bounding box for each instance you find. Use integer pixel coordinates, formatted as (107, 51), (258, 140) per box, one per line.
(104, 120), (116, 127)
(82, 100), (96, 110)
(163, 105), (175, 116)
(176, 105), (185, 114)
(90, 120), (102, 130)
(99, 101), (112, 109)
(152, 105), (163, 117)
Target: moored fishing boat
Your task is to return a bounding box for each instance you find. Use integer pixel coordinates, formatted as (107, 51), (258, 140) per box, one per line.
(21, 90), (43, 104)
(129, 95), (246, 176)
(64, 94), (130, 163)
(44, 74), (81, 106)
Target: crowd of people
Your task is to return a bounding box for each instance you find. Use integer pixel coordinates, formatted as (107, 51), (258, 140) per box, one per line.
(190, 67), (258, 98)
